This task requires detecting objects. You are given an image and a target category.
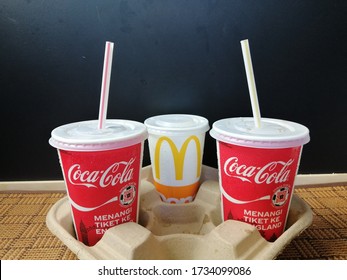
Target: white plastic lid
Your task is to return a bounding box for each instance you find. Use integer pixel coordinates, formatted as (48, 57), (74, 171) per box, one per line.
(49, 120), (148, 151)
(144, 114), (209, 135)
(210, 117), (310, 148)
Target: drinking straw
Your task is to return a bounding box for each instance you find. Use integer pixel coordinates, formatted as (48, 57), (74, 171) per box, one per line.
(98, 41), (114, 130)
(240, 39), (262, 128)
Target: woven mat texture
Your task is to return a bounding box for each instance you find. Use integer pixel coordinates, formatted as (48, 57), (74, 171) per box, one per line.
(1, 186), (347, 260)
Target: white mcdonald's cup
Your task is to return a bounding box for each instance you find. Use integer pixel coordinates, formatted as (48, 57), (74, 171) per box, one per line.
(145, 114), (209, 203)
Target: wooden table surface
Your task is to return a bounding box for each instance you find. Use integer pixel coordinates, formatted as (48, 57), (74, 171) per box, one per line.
(1, 185), (346, 260)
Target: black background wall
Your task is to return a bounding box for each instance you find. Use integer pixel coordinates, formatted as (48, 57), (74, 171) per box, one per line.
(1, 0), (346, 180)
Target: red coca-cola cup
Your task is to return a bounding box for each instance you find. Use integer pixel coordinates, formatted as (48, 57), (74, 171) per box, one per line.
(210, 117), (310, 241)
(49, 120), (147, 246)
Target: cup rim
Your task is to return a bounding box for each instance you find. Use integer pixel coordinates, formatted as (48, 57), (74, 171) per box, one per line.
(210, 117), (310, 149)
(49, 119), (148, 151)
(144, 114), (210, 135)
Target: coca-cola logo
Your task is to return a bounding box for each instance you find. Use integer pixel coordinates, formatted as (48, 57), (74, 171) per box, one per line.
(223, 157), (294, 184)
(67, 158), (135, 188)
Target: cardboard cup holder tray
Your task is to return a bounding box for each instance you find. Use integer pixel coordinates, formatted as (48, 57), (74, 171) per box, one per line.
(46, 165), (313, 259)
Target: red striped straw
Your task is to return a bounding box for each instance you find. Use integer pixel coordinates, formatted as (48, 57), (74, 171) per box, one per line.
(98, 41), (114, 130)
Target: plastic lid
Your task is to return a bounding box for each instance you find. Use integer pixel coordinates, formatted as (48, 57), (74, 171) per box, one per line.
(144, 114), (209, 135)
(210, 117), (310, 148)
(49, 120), (148, 151)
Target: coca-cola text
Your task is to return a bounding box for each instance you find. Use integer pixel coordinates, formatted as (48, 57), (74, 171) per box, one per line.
(67, 158), (135, 188)
(223, 157), (294, 185)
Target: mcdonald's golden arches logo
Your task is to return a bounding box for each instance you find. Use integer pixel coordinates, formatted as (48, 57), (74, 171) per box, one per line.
(154, 136), (202, 180)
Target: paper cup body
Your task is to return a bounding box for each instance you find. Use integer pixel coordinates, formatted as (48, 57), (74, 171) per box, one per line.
(210, 117), (309, 241)
(49, 120), (147, 246)
(145, 114), (209, 203)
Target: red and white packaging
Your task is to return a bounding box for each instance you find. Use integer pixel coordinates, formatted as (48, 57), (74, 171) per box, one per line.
(49, 120), (147, 246)
(210, 117), (310, 241)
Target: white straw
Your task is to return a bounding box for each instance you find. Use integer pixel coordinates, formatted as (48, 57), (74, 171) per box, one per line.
(240, 39), (262, 128)
(98, 41), (114, 130)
